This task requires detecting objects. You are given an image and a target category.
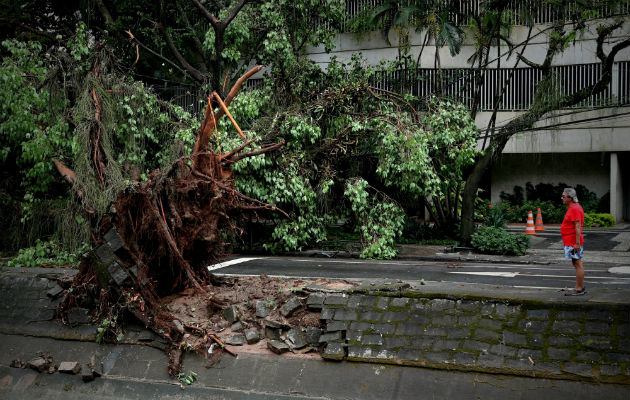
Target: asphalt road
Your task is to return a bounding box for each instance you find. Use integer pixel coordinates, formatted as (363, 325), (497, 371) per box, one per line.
(209, 257), (630, 291)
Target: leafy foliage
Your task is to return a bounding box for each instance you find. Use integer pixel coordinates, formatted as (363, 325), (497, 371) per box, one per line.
(8, 239), (88, 268)
(584, 213), (615, 228)
(345, 178), (405, 259)
(471, 226), (530, 256)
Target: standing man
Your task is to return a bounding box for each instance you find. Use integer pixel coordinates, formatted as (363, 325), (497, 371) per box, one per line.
(561, 188), (585, 295)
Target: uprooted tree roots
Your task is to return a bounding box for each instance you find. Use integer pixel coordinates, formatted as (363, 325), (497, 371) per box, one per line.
(56, 64), (285, 375)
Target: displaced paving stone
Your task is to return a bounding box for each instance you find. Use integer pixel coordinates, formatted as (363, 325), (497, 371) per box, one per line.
(173, 319), (185, 334)
(230, 322), (243, 332)
(107, 261), (129, 286)
(104, 228), (124, 252)
(81, 364), (95, 382)
(306, 293), (325, 309)
(286, 328), (307, 349)
(323, 343), (345, 360)
(268, 340), (290, 354)
(67, 307), (90, 325)
(255, 301), (271, 318)
(227, 334), (245, 346)
(58, 361), (81, 374)
(264, 326), (282, 340)
(89, 355), (103, 377)
(305, 326), (322, 345)
(264, 319), (288, 329)
(27, 357), (49, 372)
(46, 283), (64, 299)
(244, 328), (261, 344)
(222, 305), (239, 323)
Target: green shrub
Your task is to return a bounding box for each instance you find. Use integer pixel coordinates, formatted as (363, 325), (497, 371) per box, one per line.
(484, 204), (506, 228)
(584, 213), (615, 228)
(8, 239), (87, 268)
(471, 226), (530, 256)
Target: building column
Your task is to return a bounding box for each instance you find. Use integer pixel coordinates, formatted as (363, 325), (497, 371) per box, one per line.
(610, 152), (623, 222)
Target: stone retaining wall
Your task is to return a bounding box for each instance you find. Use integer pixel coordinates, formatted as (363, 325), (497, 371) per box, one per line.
(309, 288), (630, 384)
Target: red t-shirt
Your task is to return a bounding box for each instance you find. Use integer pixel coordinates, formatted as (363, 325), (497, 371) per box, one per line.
(561, 203), (584, 246)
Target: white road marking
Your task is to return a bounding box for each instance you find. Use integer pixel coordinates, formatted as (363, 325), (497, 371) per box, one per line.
(608, 266), (630, 274)
(448, 271), (520, 277)
(207, 257), (260, 271)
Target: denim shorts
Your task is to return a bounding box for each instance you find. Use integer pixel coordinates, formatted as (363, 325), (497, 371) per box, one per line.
(564, 245), (583, 260)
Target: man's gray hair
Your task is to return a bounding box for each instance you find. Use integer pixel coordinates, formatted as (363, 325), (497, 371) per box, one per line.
(564, 187), (578, 203)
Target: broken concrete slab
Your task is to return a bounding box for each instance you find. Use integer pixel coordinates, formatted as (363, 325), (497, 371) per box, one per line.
(173, 319), (185, 334)
(58, 361), (81, 374)
(305, 326), (322, 346)
(265, 326), (282, 340)
(226, 334), (245, 346)
(268, 340), (290, 354)
(286, 328), (307, 349)
(81, 364), (95, 382)
(244, 328), (261, 344)
(46, 283), (64, 299)
(223, 305), (239, 323)
(256, 300), (271, 318)
(279, 296), (302, 317)
(27, 356), (51, 372)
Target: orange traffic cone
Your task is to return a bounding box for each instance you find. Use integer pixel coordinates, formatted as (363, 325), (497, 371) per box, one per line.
(535, 208), (545, 231)
(525, 210), (536, 235)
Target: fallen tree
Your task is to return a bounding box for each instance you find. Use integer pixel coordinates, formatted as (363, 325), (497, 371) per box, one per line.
(55, 60), (284, 375)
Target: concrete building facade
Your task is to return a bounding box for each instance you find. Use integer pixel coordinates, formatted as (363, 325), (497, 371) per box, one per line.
(304, 1), (630, 221)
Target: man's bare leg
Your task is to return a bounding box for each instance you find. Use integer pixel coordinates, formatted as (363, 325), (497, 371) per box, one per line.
(571, 258), (585, 290)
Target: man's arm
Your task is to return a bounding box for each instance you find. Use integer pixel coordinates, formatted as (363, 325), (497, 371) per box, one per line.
(574, 220), (582, 250)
